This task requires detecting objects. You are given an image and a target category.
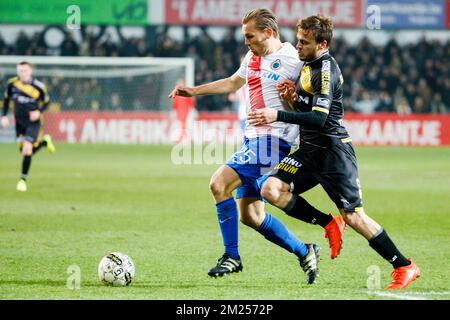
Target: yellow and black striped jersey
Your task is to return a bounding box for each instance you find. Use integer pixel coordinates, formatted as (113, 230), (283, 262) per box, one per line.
(3, 77), (49, 118)
(294, 50), (349, 146)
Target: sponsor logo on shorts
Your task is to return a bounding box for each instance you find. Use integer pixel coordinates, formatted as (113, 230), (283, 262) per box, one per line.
(275, 157), (301, 174)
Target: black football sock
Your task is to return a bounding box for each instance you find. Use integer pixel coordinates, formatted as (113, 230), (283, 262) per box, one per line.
(283, 194), (333, 228)
(21, 155), (32, 180)
(33, 140), (47, 153)
(369, 228), (411, 268)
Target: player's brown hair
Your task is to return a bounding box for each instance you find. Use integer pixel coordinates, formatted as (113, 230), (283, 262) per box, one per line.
(242, 8), (279, 38)
(297, 14), (333, 46)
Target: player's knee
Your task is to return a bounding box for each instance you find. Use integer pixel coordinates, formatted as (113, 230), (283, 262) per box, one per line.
(261, 182), (281, 205)
(22, 142), (33, 156)
(209, 178), (225, 198)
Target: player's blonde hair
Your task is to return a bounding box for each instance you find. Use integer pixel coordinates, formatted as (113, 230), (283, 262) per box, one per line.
(297, 14), (333, 47)
(17, 61), (33, 68)
(242, 8), (280, 38)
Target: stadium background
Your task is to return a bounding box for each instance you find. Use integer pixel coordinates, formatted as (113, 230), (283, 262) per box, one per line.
(0, 0), (449, 301)
(0, 0), (449, 145)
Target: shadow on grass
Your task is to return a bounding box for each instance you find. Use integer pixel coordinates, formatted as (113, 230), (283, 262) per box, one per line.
(0, 279), (247, 289)
(0, 278), (322, 292)
(0, 279), (106, 288)
(0, 279), (67, 287)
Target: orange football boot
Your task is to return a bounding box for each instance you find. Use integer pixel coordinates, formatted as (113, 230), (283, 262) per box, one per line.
(324, 215), (346, 259)
(385, 259), (420, 289)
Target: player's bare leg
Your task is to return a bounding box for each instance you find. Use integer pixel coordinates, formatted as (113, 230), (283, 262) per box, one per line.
(262, 177), (345, 259)
(339, 209), (380, 240)
(209, 164), (242, 203)
(260, 177), (291, 208)
(239, 196), (320, 284)
(340, 209), (420, 289)
(21, 140), (33, 157)
(16, 140), (34, 192)
(237, 197), (265, 229)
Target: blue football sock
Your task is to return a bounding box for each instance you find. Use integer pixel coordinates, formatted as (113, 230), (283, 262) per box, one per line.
(216, 197), (239, 259)
(257, 213), (308, 259)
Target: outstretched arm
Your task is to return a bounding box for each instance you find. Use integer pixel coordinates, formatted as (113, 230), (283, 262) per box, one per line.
(249, 80), (326, 127)
(168, 73), (245, 98)
(1, 84), (10, 128)
(247, 108), (327, 127)
(277, 109), (327, 127)
(2, 97), (8, 117)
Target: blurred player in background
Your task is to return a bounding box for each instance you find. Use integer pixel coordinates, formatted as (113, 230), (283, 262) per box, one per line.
(228, 55), (248, 136)
(248, 15), (420, 290)
(169, 8), (330, 284)
(172, 78), (196, 144)
(1, 61), (55, 192)
(228, 84), (247, 135)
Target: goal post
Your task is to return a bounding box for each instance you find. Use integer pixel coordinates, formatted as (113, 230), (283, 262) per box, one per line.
(0, 55), (195, 143)
(0, 55), (194, 112)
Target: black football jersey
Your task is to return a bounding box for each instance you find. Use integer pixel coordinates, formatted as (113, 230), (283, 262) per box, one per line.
(4, 77), (49, 119)
(294, 51), (350, 147)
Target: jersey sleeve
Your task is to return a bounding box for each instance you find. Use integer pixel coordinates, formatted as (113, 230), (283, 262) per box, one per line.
(4, 81), (11, 100)
(2, 82), (12, 116)
(311, 59), (333, 115)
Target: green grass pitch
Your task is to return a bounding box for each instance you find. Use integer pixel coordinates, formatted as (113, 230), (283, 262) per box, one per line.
(0, 143), (449, 300)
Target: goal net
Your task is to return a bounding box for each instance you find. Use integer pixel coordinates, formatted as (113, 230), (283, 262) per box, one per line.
(0, 55), (194, 143)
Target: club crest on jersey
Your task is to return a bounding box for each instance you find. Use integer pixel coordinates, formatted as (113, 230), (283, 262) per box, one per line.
(271, 59), (281, 70)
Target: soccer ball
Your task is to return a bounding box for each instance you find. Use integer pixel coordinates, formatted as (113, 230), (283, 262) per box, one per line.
(98, 252), (135, 286)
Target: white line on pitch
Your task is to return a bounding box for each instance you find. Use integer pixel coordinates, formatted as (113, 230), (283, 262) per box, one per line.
(368, 291), (426, 300)
(367, 290), (450, 300)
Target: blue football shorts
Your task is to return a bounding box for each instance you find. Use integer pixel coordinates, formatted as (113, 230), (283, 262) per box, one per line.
(225, 135), (291, 199)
